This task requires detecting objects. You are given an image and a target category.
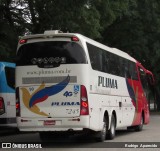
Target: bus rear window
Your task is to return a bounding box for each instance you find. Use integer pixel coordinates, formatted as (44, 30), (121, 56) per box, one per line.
(5, 67), (15, 89)
(16, 41), (87, 67)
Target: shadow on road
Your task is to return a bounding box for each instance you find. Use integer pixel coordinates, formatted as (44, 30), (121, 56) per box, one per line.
(0, 127), (24, 137)
(0, 128), (150, 148)
(38, 129), (140, 148)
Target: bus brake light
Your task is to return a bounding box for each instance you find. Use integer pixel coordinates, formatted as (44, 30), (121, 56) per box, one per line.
(16, 103), (20, 109)
(0, 99), (2, 109)
(71, 36), (79, 42)
(80, 85), (89, 115)
(82, 102), (88, 108)
(0, 97), (5, 115)
(19, 39), (27, 44)
(16, 88), (20, 116)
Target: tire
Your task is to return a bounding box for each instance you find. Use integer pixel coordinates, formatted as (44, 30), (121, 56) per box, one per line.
(95, 118), (107, 142)
(135, 115), (144, 131)
(106, 115), (116, 140)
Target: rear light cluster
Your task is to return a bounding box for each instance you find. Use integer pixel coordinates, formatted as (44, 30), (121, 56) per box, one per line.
(19, 39), (27, 44)
(16, 88), (20, 116)
(80, 85), (89, 115)
(19, 36), (79, 44)
(71, 36), (79, 41)
(0, 97), (5, 115)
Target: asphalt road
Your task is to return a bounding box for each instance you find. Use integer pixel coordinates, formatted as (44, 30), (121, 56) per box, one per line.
(0, 112), (160, 151)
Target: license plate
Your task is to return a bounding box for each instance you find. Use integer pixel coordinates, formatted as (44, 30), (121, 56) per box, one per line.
(44, 120), (55, 126)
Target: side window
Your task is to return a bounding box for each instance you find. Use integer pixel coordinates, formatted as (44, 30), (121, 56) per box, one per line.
(87, 43), (103, 71)
(124, 59), (130, 78)
(114, 55), (121, 76)
(108, 54), (120, 76)
(87, 42), (138, 79)
(128, 61), (138, 80)
(119, 57), (125, 77)
(102, 51), (110, 73)
(5, 67), (15, 89)
(139, 67), (148, 92)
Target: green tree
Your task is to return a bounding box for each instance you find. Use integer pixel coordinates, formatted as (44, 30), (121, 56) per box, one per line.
(101, 0), (160, 87)
(17, 0), (101, 39)
(1, 0), (160, 97)
(0, 0), (26, 61)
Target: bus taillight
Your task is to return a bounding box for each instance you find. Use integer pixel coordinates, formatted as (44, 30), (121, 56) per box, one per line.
(0, 97), (5, 115)
(19, 39), (27, 44)
(80, 85), (89, 115)
(16, 102), (20, 116)
(16, 88), (20, 116)
(71, 36), (79, 42)
(16, 103), (20, 109)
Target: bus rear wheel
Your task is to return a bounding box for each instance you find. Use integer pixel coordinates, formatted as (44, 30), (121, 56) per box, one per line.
(95, 118), (107, 142)
(135, 115), (144, 131)
(106, 115), (116, 140)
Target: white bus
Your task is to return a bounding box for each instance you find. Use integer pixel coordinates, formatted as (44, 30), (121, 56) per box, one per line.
(16, 30), (151, 141)
(0, 62), (16, 127)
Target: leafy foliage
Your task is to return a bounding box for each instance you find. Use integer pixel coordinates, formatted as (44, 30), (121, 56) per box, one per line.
(1, 0), (160, 89)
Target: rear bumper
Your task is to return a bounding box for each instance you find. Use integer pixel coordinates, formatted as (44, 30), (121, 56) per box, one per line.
(17, 116), (90, 132)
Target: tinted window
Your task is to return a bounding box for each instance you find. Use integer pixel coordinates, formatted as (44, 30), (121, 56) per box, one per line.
(139, 67), (148, 90)
(129, 62), (138, 80)
(17, 41), (87, 67)
(108, 53), (121, 76)
(87, 43), (103, 71)
(87, 42), (138, 80)
(139, 67), (150, 98)
(119, 57), (126, 77)
(5, 67), (15, 89)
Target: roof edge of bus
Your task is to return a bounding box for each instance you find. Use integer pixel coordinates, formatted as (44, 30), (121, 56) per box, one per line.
(79, 34), (136, 62)
(19, 32), (81, 40)
(136, 61), (148, 72)
(0, 62), (15, 67)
